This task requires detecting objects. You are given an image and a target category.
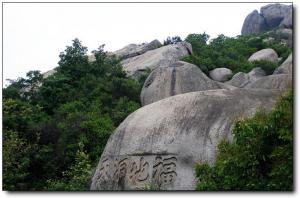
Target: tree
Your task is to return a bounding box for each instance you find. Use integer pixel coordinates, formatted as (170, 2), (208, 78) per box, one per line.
(163, 36), (182, 45)
(58, 38), (89, 80)
(3, 130), (32, 190)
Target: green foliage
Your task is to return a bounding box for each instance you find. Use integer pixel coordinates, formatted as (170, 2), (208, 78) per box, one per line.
(195, 90), (293, 191)
(3, 38), (145, 191)
(46, 142), (92, 191)
(163, 36), (182, 45)
(183, 32), (291, 75)
(3, 130), (32, 190)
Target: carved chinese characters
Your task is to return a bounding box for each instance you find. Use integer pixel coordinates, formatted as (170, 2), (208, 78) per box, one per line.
(94, 155), (177, 190)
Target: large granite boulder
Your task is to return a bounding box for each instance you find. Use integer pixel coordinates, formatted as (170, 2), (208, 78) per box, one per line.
(245, 74), (292, 90)
(121, 42), (192, 77)
(140, 61), (227, 106)
(209, 68), (233, 82)
(225, 67), (266, 88)
(260, 4), (292, 29)
(90, 88), (282, 190)
(241, 3), (293, 35)
(114, 40), (162, 60)
(241, 10), (268, 35)
(279, 11), (292, 28)
(273, 53), (292, 75)
(248, 48), (278, 62)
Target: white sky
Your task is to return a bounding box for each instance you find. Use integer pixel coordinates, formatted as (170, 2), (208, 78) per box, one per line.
(2, 2), (292, 86)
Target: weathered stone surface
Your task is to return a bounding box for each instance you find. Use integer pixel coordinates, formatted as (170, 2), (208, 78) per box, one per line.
(114, 40), (162, 60)
(261, 4), (292, 29)
(241, 3), (293, 35)
(248, 67), (266, 81)
(209, 68), (233, 82)
(245, 74), (292, 90)
(225, 72), (249, 88)
(248, 48), (278, 62)
(121, 42), (192, 77)
(42, 69), (57, 78)
(276, 28), (293, 48)
(279, 11), (292, 28)
(241, 10), (268, 35)
(90, 88), (282, 190)
(225, 67), (266, 88)
(140, 61), (226, 106)
(273, 53), (292, 75)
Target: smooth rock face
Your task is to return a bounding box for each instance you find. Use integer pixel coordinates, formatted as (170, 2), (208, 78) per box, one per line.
(140, 61), (225, 106)
(273, 53), (292, 75)
(248, 48), (278, 62)
(114, 40), (162, 60)
(279, 11), (292, 28)
(225, 67), (266, 88)
(209, 68), (233, 82)
(241, 10), (267, 35)
(261, 4), (292, 28)
(121, 42), (192, 77)
(245, 74), (292, 90)
(90, 89), (282, 190)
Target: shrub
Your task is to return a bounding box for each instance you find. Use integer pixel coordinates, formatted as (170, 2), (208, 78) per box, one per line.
(195, 90), (293, 191)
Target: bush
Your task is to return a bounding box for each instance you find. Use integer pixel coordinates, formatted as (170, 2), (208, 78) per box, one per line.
(195, 90), (293, 191)
(182, 33), (291, 75)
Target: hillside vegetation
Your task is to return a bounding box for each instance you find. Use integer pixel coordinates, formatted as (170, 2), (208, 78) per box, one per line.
(3, 39), (143, 190)
(182, 32), (291, 75)
(195, 90), (293, 191)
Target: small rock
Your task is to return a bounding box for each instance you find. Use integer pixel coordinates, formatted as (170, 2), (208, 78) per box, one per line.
(209, 68), (233, 82)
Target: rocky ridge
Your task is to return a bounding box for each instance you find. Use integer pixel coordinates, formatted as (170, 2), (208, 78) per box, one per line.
(91, 3), (293, 190)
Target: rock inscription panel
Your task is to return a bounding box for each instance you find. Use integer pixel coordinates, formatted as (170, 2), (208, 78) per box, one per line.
(94, 155), (177, 190)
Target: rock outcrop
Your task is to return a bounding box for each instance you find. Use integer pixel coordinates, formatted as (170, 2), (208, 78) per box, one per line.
(209, 68), (233, 82)
(279, 11), (292, 28)
(121, 42), (192, 77)
(42, 69), (57, 78)
(273, 53), (292, 75)
(245, 74), (292, 90)
(241, 10), (268, 35)
(241, 3), (292, 35)
(248, 48), (278, 62)
(225, 67), (266, 88)
(260, 4), (292, 29)
(114, 40), (162, 60)
(90, 88), (283, 190)
(140, 61), (226, 106)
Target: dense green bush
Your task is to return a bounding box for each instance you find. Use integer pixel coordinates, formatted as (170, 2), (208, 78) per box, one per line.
(2, 38), (145, 191)
(195, 90), (293, 191)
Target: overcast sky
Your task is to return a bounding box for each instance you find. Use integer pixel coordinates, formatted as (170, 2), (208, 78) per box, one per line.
(2, 2), (292, 86)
